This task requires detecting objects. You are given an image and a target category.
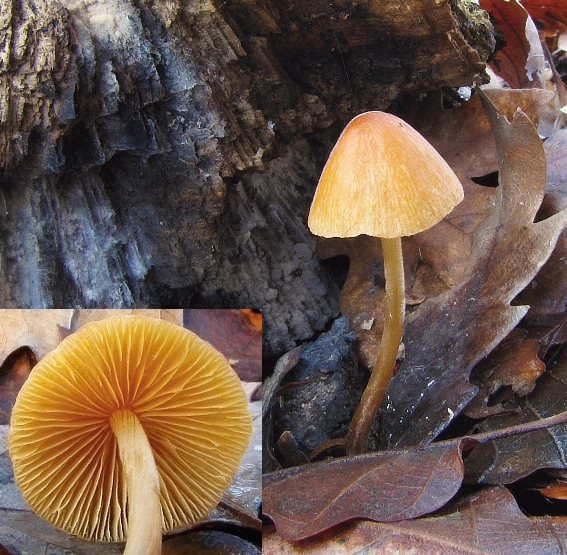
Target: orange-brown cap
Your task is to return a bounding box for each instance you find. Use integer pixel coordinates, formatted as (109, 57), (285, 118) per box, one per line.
(308, 111), (464, 238)
(9, 315), (252, 542)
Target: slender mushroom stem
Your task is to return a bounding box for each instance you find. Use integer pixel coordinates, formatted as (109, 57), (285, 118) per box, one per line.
(347, 236), (406, 455)
(110, 409), (162, 555)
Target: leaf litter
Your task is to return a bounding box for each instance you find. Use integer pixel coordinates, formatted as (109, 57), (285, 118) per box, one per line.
(377, 90), (567, 450)
(264, 487), (567, 555)
(264, 406), (567, 541)
(264, 86), (567, 550)
(0, 309), (261, 555)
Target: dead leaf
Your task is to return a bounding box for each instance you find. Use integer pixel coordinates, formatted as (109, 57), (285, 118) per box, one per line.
(465, 343), (567, 485)
(517, 129), (567, 318)
(0, 347), (36, 424)
(264, 402), (567, 541)
(506, 129), (567, 366)
(263, 346), (303, 473)
(524, 310), (567, 356)
(184, 309), (262, 382)
(263, 440), (465, 541)
(240, 309), (262, 331)
(0, 309), (72, 362)
(479, 0), (538, 88)
(465, 328), (545, 419)
(220, 391), (262, 526)
(0, 510), (123, 555)
(263, 347), (302, 421)
(485, 88), (558, 136)
(522, 0), (567, 33)
(482, 333), (545, 397)
(377, 91), (567, 449)
(263, 486), (567, 555)
(540, 480), (567, 501)
(162, 531), (260, 554)
(546, 128), (567, 206)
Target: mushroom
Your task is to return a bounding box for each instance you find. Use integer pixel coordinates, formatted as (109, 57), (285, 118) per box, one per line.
(9, 315), (252, 554)
(308, 111), (463, 455)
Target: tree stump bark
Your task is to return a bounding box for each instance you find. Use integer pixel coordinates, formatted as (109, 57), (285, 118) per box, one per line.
(0, 0), (494, 356)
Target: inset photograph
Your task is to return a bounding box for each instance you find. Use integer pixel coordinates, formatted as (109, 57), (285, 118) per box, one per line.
(0, 309), (261, 555)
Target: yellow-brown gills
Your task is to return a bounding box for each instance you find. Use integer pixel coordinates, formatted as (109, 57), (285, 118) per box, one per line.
(9, 315), (252, 542)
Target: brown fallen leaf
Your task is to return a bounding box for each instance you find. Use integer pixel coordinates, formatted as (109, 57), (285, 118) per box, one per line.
(263, 440), (465, 542)
(263, 407), (567, 542)
(240, 309), (262, 331)
(263, 346), (303, 473)
(524, 310), (567, 356)
(479, 0), (536, 89)
(184, 309), (262, 382)
(0, 346), (36, 424)
(162, 531), (260, 554)
(465, 342), (567, 485)
(518, 128), (567, 319)
(0, 510), (122, 555)
(0, 309), (72, 361)
(540, 480), (567, 501)
(263, 486), (567, 555)
(465, 328), (545, 419)
(486, 87), (558, 136)
(522, 0), (567, 33)
(545, 129), (567, 214)
(376, 91), (567, 449)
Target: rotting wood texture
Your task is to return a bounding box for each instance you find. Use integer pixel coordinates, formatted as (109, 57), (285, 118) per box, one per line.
(0, 0), (494, 356)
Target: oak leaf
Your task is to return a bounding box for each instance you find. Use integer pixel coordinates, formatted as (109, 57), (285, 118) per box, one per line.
(522, 0), (567, 33)
(379, 91), (567, 449)
(184, 309), (262, 381)
(263, 486), (567, 555)
(263, 440), (465, 541)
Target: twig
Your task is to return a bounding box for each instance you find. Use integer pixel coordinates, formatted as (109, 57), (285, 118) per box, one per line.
(442, 409), (567, 450)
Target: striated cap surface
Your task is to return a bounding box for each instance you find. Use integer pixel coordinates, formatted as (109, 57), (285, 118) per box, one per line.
(308, 111), (464, 238)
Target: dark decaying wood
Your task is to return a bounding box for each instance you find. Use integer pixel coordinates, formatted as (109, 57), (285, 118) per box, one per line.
(0, 0), (494, 356)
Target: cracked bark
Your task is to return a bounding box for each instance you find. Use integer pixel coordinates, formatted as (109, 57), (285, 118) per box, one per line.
(0, 0), (494, 357)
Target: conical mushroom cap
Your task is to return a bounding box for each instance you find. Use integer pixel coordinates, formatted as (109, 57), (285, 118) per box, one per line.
(9, 315), (252, 542)
(308, 111), (464, 238)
